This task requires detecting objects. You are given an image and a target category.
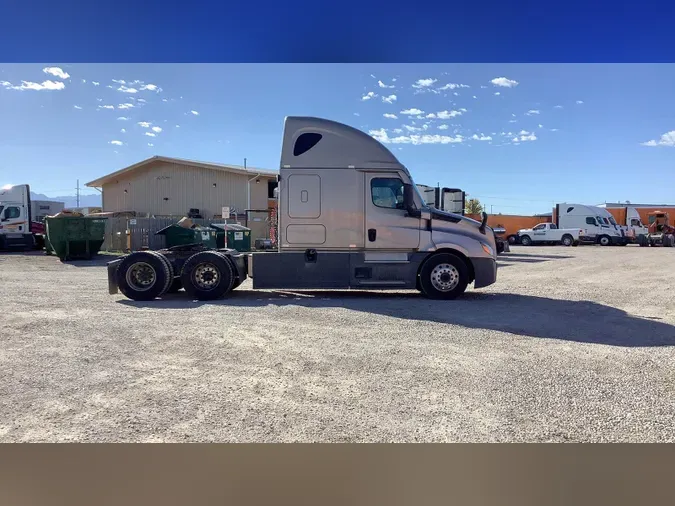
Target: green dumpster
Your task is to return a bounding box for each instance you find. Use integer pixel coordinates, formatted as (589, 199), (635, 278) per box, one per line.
(44, 216), (107, 261)
(155, 224), (217, 249)
(211, 223), (251, 251)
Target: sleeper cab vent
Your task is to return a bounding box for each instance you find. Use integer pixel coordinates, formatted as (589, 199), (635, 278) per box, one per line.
(293, 133), (323, 156)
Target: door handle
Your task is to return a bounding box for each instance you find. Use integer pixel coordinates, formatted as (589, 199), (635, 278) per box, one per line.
(368, 229), (376, 242)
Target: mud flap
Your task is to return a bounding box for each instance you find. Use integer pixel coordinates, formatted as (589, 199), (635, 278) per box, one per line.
(107, 258), (123, 295)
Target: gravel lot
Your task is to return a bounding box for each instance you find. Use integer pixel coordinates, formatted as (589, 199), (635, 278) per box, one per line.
(1, 245), (674, 442)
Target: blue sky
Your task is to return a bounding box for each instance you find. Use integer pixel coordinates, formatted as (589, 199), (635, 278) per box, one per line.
(1, 63), (674, 215)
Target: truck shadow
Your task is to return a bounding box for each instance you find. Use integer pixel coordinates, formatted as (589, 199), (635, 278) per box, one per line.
(118, 290), (675, 348)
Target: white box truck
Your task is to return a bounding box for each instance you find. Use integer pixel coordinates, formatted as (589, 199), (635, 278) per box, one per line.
(0, 184), (46, 250)
(106, 116), (499, 301)
(554, 203), (627, 246)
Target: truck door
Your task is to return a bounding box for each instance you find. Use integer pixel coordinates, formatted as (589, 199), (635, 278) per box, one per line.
(1, 205), (25, 233)
(532, 223), (548, 237)
(365, 173), (420, 250)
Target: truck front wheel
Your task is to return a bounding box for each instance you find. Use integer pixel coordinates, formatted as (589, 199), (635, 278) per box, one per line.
(181, 251), (235, 301)
(519, 235), (532, 246)
(418, 253), (469, 300)
(598, 235), (611, 246)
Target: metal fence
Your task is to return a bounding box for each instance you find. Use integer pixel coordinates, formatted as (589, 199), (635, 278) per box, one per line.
(101, 216), (248, 252)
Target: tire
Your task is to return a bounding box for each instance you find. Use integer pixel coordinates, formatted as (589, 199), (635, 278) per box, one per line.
(519, 235), (532, 246)
(638, 235), (648, 247)
(180, 251), (235, 301)
(560, 234), (573, 247)
(507, 235), (518, 245)
(143, 250), (174, 296)
(116, 251), (171, 301)
(418, 253), (470, 300)
(664, 235), (674, 248)
(598, 235), (611, 246)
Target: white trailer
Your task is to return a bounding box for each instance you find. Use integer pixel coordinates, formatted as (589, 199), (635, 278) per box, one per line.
(106, 116), (499, 301)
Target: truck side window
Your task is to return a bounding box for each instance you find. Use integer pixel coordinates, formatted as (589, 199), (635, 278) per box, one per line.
(533, 224), (545, 230)
(371, 178), (404, 209)
(586, 217), (596, 225)
(4, 207), (20, 219)
(549, 223), (557, 229)
(630, 219), (640, 226)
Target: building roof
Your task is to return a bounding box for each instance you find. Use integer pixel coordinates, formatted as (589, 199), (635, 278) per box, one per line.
(598, 202), (675, 208)
(85, 155), (277, 187)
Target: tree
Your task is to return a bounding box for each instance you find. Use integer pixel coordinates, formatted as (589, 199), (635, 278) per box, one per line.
(465, 198), (484, 215)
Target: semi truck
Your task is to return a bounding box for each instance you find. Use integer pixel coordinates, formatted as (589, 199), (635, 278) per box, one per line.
(553, 203), (627, 246)
(107, 116), (498, 301)
(0, 184), (47, 250)
(603, 206), (648, 243)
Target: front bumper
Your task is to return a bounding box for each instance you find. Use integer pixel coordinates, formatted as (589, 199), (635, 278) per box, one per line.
(107, 258), (123, 294)
(471, 257), (497, 289)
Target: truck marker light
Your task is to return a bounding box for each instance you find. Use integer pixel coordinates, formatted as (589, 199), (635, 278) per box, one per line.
(481, 243), (494, 256)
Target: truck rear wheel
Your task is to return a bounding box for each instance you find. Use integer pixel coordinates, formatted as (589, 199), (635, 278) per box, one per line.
(561, 234), (573, 247)
(116, 251), (172, 301)
(507, 235), (518, 245)
(519, 235), (532, 246)
(418, 253), (469, 300)
(181, 251), (235, 301)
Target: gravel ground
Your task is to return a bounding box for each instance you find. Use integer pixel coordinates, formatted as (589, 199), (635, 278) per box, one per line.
(1, 245), (674, 442)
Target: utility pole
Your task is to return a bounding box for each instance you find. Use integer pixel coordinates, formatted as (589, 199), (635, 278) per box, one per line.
(76, 179), (80, 207)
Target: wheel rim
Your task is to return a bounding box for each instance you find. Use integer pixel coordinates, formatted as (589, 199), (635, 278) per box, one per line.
(192, 262), (220, 290)
(601, 237), (609, 245)
(126, 262), (157, 291)
(563, 237), (571, 246)
(430, 263), (460, 292)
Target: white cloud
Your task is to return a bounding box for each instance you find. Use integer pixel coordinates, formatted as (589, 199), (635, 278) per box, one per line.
(190, 110), (199, 115)
(576, 100), (584, 104)
(118, 85), (138, 94)
(145, 132), (156, 137)
(472, 95), (477, 99)
(438, 124), (449, 130)
(509, 119), (518, 123)
(641, 131), (675, 147)
(106, 85), (114, 89)
(121, 128), (126, 133)
(162, 98), (168, 102)
(383, 113), (398, 119)
(412, 78), (437, 88)
(109, 140), (123, 146)
(513, 130), (537, 142)
(112, 79), (126, 85)
(494, 92), (501, 96)
(526, 109), (540, 115)
(92, 81), (100, 86)
(490, 77), (519, 88)
(117, 116), (129, 121)
(404, 125), (422, 132)
(453, 92), (459, 96)
(2, 80), (65, 91)
(401, 108), (424, 116)
(370, 74), (376, 79)
(73, 105), (82, 110)
(118, 103), (135, 109)
(97, 105), (115, 110)
(551, 128), (559, 132)
(438, 83), (469, 90)
(370, 128), (463, 145)
(538, 124), (543, 128)
(140, 83), (161, 92)
(148, 143), (154, 147)
(554, 105), (563, 109)
(382, 94), (397, 104)
(152, 126), (162, 133)
(377, 80), (395, 89)
(137, 121), (152, 128)
(137, 98), (147, 103)
(361, 91), (376, 101)
(471, 134), (492, 141)
(96, 98), (103, 102)
(435, 110), (463, 119)
(480, 85), (488, 89)
(175, 125), (180, 128)
(43, 67), (70, 80)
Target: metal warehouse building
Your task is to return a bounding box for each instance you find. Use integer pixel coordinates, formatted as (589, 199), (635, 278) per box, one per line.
(85, 156), (278, 241)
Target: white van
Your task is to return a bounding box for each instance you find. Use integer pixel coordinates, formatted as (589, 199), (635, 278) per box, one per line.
(555, 203), (627, 246)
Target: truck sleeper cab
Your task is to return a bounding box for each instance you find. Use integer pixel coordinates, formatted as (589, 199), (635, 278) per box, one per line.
(107, 116), (498, 301)
(555, 203), (627, 246)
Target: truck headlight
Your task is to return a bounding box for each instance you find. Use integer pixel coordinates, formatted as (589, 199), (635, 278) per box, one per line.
(481, 243), (494, 256)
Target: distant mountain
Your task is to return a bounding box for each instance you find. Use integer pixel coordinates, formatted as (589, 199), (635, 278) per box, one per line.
(30, 192), (102, 209)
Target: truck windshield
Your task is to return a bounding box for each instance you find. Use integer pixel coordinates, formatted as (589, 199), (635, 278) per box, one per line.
(0, 205), (3, 216)
(608, 217), (617, 226)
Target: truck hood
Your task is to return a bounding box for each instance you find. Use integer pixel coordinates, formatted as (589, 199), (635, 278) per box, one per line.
(429, 207), (496, 249)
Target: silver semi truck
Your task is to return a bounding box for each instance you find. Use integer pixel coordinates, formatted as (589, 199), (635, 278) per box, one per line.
(107, 116), (498, 301)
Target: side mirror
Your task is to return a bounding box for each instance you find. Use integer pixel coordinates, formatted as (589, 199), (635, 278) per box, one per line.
(403, 184), (416, 214)
(478, 211), (488, 234)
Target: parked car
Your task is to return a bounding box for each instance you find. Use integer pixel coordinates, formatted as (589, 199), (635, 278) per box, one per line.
(517, 222), (581, 246)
